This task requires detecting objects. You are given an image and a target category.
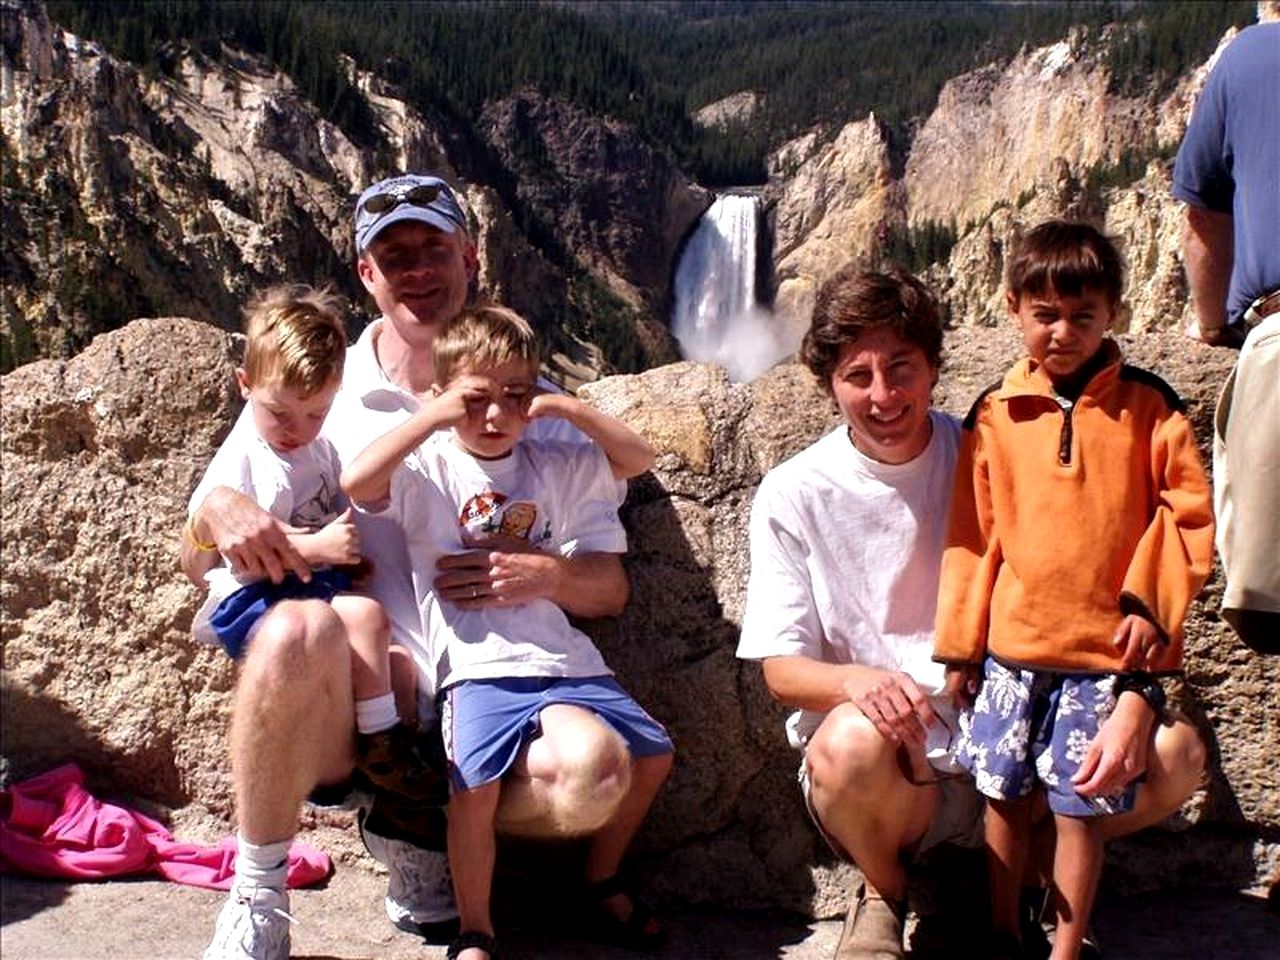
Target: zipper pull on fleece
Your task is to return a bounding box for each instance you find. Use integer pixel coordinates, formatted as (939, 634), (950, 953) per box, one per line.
(1054, 395), (1074, 465)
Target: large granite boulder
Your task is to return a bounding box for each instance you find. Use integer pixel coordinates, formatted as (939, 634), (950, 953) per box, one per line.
(2, 317), (1275, 915)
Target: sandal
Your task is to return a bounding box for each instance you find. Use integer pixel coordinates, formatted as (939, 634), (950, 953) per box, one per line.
(584, 873), (666, 951)
(446, 930), (496, 959)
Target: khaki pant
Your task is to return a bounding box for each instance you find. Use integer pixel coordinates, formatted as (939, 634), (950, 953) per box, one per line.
(1214, 313), (1280, 652)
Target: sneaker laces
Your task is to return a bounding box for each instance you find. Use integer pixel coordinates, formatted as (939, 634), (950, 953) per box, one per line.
(233, 884), (299, 926)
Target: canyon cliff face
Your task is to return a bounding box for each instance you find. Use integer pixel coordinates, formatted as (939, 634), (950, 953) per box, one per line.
(0, 1), (702, 376)
(2, 0), (1240, 372)
(766, 116), (901, 350)
(763, 25), (1234, 338)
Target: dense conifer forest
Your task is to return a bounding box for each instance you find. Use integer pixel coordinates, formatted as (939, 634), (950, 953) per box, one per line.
(47, 0), (1255, 186)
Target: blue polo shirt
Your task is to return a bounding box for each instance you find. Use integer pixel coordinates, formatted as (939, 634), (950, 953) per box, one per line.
(1172, 22), (1280, 324)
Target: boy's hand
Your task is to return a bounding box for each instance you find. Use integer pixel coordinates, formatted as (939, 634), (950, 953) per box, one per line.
(1114, 613), (1162, 670)
(309, 508), (362, 566)
(525, 389), (575, 423)
(842, 668), (936, 747)
(1072, 689), (1154, 797)
(425, 377), (489, 430)
(944, 664), (981, 709)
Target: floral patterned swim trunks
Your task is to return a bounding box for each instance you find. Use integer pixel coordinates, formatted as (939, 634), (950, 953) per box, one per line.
(957, 655), (1136, 817)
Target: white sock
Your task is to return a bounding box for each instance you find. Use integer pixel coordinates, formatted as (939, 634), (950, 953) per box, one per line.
(355, 692), (399, 735)
(235, 834), (290, 891)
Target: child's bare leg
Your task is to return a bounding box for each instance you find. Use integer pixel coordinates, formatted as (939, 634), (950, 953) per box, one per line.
(986, 795), (1034, 941)
(585, 751), (672, 931)
(330, 594), (392, 702)
(388, 643), (418, 725)
(448, 780), (503, 955)
(1049, 813), (1104, 960)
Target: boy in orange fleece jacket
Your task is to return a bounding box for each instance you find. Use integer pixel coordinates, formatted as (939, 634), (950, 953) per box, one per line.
(935, 221), (1214, 959)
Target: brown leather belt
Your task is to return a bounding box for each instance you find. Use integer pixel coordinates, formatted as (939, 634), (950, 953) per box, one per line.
(1244, 288), (1280, 325)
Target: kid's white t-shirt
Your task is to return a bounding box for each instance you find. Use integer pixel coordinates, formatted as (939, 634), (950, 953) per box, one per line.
(187, 404), (346, 638)
(387, 433), (627, 688)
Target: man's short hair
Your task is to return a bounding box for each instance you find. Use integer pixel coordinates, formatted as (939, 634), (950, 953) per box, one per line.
(1006, 220), (1125, 306)
(354, 173), (469, 255)
(241, 284), (347, 395)
(801, 266), (943, 391)
(433, 303), (540, 387)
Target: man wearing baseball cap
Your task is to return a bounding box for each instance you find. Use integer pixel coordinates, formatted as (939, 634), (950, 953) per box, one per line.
(187, 173), (635, 960)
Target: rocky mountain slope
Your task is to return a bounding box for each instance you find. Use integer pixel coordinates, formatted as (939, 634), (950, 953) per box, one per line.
(764, 21), (1236, 343)
(4, 0), (1252, 381)
(1, 0), (703, 378)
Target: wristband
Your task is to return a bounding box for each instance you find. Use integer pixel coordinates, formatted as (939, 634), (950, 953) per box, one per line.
(1114, 672), (1166, 713)
(185, 517), (218, 552)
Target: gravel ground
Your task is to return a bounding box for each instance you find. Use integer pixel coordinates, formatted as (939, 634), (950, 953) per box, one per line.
(2, 867), (1277, 959)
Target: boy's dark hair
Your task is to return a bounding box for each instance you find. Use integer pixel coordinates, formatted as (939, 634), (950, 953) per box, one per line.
(1006, 220), (1125, 306)
(801, 265), (943, 392)
(433, 302), (540, 387)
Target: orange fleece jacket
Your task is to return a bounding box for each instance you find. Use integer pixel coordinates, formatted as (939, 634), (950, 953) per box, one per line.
(934, 341), (1214, 675)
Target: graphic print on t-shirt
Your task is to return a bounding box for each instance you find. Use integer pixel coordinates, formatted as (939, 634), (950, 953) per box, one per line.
(291, 472), (341, 529)
(458, 490), (551, 545)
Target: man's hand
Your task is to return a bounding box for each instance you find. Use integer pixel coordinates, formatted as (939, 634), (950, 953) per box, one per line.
(1181, 205), (1235, 345)
(434, 535), (627, 617)
(842, 669), (937, 747)
(190, 486), (310, 584)
(1072, 690), (1155, 798)
(1113, 614), (1163, 670)
(434, 534), (561, 609)
(295, 508), (362, 567)
(1184, 318), (1245, 348)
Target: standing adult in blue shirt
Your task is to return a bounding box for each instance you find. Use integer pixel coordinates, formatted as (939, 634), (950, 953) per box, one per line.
(1174, 1), (1280, 912)
(1173, 6), (1280, 654)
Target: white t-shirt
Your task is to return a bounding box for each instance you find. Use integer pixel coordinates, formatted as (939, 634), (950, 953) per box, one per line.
(386, 433), (626, 688)
(187, 404), (346, 641)
(322, 319), (612, 709)
(736, 411), (961, 753)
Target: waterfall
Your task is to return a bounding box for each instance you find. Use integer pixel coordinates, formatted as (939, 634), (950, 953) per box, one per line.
(671, 194), (788, 382)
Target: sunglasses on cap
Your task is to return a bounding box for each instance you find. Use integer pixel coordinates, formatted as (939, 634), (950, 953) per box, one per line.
(359, 183), (446, 217)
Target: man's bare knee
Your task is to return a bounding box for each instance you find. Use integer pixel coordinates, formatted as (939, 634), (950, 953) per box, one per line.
(496, 710), (631, 836)
(1158, 718), (1207, 779)
(545, 720), (631, 807)
(242, 600), (348, 689)
(808, 708), (897, 796)
(1148, 717), (1208, 807)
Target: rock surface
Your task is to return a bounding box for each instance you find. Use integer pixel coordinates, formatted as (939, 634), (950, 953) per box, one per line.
(3, 316), (1276, 918)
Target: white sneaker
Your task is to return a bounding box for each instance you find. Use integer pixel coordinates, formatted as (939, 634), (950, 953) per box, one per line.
(202, 882), (294, 960)
(359, 818), (458, 928)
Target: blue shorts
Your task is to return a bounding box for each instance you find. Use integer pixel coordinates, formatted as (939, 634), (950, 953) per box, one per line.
(958, 656), (1135, 818)
(439, 676), (674, 792)
(210, 569), (353, 660)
